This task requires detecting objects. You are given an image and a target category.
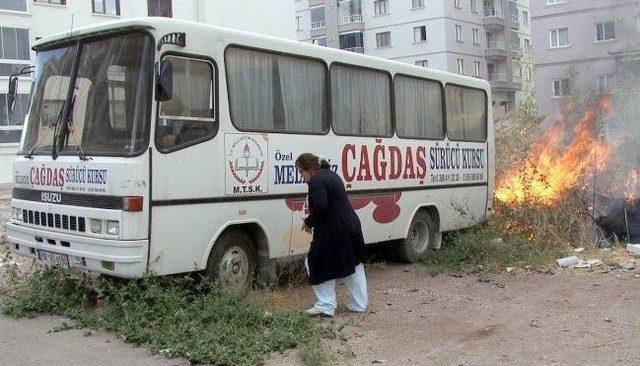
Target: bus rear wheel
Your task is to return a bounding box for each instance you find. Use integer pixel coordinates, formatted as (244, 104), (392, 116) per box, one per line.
(205, 229), (257, 292)
(395, 210), (437, 263)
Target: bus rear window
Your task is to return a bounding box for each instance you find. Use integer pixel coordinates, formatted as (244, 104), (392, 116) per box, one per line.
(225, 47), (326, 134)
(331, 64), (392, 137)
(445, 85), (487, 142)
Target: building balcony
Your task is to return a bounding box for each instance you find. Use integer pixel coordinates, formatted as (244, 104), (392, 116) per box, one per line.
(488, 73), (522, 91)
(483, 9), (507, 31)
(339, 14), (363, 24)
(311, 20), (326, 30)
(485, 41), (508, 59)
(342, 46), (364, 53)
(507, 12), (519, 30)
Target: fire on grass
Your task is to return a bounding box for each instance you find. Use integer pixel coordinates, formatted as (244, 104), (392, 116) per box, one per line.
(495, 97), (614, 205)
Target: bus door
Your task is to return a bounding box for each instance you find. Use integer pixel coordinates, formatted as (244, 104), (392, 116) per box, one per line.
(150, 54), (218, 273)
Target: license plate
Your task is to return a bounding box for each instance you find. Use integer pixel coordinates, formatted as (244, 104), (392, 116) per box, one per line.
(37, 250), (70, 268)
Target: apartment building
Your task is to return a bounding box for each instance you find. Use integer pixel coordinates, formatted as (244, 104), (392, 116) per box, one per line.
(531, 0), (640, 124)
(295, 0), (531, 113)
(0, 0), (296, 184)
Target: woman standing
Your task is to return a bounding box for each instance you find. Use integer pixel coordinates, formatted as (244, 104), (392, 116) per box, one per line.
(295, 153), (368, 317)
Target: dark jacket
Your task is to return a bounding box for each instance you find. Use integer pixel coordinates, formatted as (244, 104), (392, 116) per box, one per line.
(304, 169), (366, 285)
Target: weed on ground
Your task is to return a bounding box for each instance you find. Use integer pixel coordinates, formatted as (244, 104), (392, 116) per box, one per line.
(421, 224), (565, 276)
(1, 267), (330, 366)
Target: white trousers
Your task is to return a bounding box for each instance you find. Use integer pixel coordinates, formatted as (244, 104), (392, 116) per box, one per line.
(306, 260), (368, 316)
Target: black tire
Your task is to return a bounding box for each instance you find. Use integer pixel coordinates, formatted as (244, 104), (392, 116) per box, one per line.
(395, 210), (438, 263)
(205, 229), (257, 292)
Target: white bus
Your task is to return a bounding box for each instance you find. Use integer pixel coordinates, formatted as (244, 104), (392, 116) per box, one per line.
(7, 18), (494, 288)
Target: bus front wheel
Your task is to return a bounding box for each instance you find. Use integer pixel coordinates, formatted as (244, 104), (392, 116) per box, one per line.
(395, 210), (438, 263)
(205, 229), (257, 292)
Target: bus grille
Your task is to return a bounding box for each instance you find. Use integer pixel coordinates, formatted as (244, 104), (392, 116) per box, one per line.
(22, 209), (86, 233)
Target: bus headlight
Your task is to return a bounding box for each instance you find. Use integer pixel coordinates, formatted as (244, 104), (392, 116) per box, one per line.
(90, 219), (103, 234)
(13, 208), (23, 221)
(106, 221), (119, 236)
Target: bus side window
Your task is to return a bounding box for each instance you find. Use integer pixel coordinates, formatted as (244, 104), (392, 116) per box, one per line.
(394, 75), (444, 140)
(156, 56), (216, 152)
(445, 85), (487, 142)
(225, 47), (327, 134)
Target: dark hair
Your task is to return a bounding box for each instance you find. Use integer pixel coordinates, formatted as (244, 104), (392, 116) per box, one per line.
(296, 153), (330, 171)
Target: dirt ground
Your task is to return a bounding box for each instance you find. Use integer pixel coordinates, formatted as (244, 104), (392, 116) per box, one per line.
(1, 192), (640, 366)
(266, 264), (640, 366)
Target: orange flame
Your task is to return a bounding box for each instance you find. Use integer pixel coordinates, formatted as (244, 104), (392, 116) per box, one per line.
(624, 170), (638, 203)
(496, 98), (613, 205)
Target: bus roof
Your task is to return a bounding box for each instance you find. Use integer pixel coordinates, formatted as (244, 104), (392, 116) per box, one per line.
(32, 17), (490, 91)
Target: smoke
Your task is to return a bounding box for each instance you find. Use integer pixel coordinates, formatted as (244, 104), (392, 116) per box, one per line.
(541, 1), (640, 203)
(578, 1), (640, 235)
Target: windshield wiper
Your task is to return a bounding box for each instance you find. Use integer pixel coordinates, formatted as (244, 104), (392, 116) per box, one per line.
(24, 141), (38, 160)
(51, 89), (89, 161)
(66, 94), (90, 161)
(51, 97), (70, 160)
(24, 99), (67, 160)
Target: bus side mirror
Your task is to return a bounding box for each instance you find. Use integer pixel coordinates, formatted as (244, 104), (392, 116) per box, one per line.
(7, 76), (18, 112)
(156, 60), (173, 102)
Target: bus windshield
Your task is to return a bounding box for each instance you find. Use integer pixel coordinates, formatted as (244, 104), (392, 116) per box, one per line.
(22, 32), (153, 157)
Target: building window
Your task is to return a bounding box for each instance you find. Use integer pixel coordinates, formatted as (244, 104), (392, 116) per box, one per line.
(522, 10), (528, 25)
(374, 0), (388, 15)
(457, 59), (464, 74)
(546, 0), (567, 4)
(339, 31), (363, 52)
(470, 0), (477, 12)
(415, 60), (428, 67)
(552, 78), (571, 97)
(454, 0), (461, 9)
(511, 32), (521, 51)
(549, 27), (569, 48)
(147, 0), (171, 17)
(376, 31), (391, 48)
(474, 61), (481, 77)
(34, 0), (66, 5)
(312, 36), (327, 46)
(0, 27), (31, 77)
(596, 21), (615, 42)
(413, 26), (426, 43)
(0, 0), (27, 11)
(226, 47), (327, 134)
(92, 0), (120, 15)
(0, 93), (29, 143)
(472, 28), (479, 44)
(524, 38), (531, 51)
(339, 0), (362, 24)
(412, 0), (424, 9)
(310, 6), (325, 29)
(598, 74), (614, 94)
(455, 25), (463, 42)
(296, 16), (302, 30)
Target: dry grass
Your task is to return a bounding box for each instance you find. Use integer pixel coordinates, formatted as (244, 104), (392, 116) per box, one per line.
(491, 96), (607, 251)
(489, 194), (602, 250)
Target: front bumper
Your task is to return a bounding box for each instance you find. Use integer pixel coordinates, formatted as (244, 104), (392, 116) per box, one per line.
(6, 222), (147, 278)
